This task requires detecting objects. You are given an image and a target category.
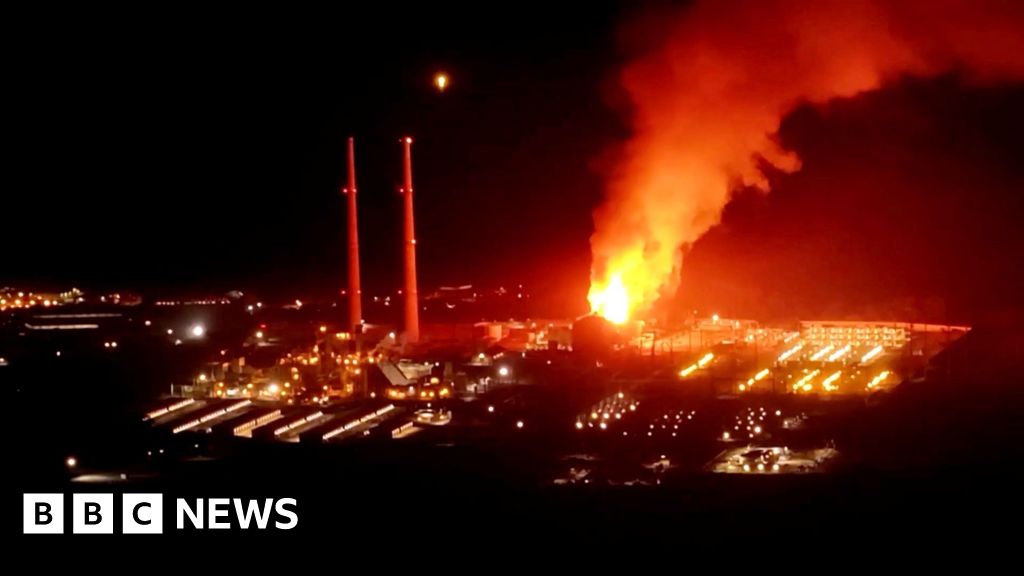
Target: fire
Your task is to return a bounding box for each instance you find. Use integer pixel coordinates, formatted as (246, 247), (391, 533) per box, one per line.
(588, 241), (675, 323)
(589, 0), (1024, 315)
(588, 273), (629, 324)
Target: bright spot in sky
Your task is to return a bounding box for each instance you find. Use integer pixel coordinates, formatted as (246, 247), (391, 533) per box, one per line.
(434, 72), (448, 92)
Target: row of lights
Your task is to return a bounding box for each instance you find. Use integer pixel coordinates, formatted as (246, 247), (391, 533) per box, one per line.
(322, 405), (395, 441)
(678, 352), (714, 378)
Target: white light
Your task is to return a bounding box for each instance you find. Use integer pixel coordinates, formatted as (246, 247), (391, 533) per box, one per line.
(434, 72), (448, 91)
(516, 420), (524, 429)
(190, 324), (205, 337)
(66, 456), (77, 468)
(860, 345), (884, 364)
(498, 366), (509, 377)
(487, 405), (494, 413)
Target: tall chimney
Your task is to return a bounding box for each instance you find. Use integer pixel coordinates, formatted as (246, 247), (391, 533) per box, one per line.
(400, 136), (420, 343)
(344, 137), (362, 330)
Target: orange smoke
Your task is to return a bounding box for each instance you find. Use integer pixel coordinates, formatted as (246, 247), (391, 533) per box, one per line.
(589, 0), (1024, 322)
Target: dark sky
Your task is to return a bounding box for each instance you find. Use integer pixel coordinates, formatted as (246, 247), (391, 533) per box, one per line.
(676, 76), (1024, 324)
(5, 3), (625, 313)
(6, 3), (1024, 324)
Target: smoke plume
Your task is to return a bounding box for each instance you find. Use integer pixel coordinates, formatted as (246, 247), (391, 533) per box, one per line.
(589, 0), (1024, 321)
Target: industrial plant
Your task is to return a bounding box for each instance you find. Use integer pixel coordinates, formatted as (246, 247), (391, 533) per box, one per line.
(7, 0), (1024, 552)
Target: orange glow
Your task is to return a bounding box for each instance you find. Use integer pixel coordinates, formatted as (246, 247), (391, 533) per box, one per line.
(793, 369), (820, 393)
(777, 343), (803, 362)
(821, 370), (842, 392)
(860, 345), (884, 364)
(867, 370), (891, 390)
(678, 352), (713, 379)
(810, 345), (834, 362)
(588, 272), (630, 324)
(434, 72), (448, 92)
(589, 1), (1024, 315)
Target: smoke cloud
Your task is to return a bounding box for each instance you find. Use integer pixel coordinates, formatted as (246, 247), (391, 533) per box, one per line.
(589, 0), (1024, 320)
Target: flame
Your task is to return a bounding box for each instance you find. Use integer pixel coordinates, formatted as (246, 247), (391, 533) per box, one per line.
(589, 0), (1024, 316)
(588, 273), (629, 324)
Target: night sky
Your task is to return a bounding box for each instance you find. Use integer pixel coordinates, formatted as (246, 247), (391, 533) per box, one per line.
(6, 2), (1024, 323)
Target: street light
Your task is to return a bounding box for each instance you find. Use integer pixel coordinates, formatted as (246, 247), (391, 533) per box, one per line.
(190, 324), (205, 338)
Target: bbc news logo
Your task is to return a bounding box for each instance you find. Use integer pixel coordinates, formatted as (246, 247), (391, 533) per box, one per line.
(24, 494), (298, 534)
